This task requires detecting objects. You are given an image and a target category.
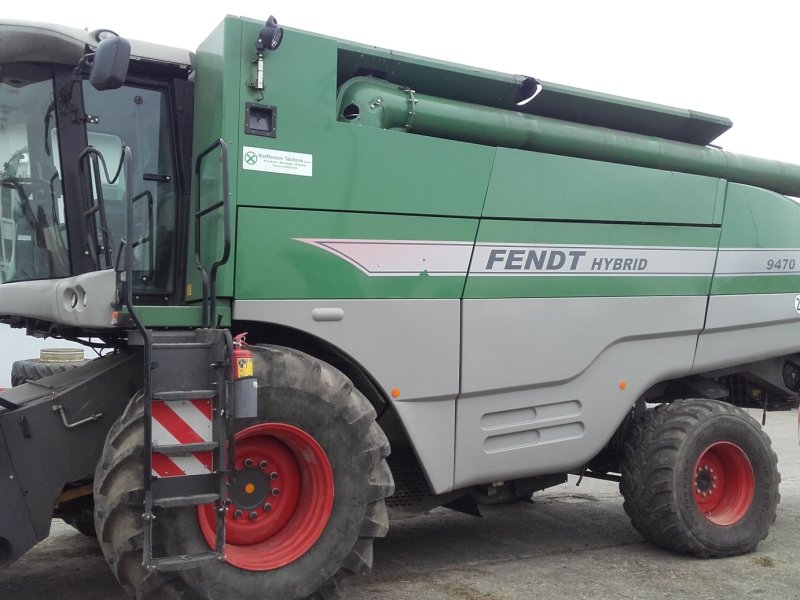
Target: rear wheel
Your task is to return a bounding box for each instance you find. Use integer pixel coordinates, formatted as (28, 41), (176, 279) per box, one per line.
(620, 399), (779, 557)
(94, 345), (393, 600)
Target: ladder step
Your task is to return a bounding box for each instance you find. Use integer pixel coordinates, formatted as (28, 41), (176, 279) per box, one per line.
(155, 390), (218, 401)
(153, 493), (220, 508)
(152, 342), (213, 349)
(152, 472), (221, 506)
(153, 442), (218, 455)
(152, 551), (220, 572)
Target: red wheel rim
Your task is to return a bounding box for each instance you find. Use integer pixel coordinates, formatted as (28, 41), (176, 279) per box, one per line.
(198, 423), (334, 570)
(692, 441), (754, 526)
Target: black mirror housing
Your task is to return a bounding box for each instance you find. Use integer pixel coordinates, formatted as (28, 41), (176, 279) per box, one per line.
(89, 37), (131, 91)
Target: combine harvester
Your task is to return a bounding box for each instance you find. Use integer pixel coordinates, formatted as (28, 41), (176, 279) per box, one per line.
(0, 14), (795, 599)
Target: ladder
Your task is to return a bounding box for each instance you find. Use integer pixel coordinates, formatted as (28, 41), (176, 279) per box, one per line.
(114, 140), (234, 570)
(142, 328), (234, 570)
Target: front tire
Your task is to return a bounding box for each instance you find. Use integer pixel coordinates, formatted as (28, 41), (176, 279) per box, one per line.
(94, 345), (393, 600)
(620, 399), (779, 557)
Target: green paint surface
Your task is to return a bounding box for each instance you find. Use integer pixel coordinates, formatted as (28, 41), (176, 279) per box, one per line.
(712, 183), (800, 295)
(186, 17), (800, 308)
(136, 305), (231, 328)
(484, 149), (724, 224)
(235, 208), (478, 299)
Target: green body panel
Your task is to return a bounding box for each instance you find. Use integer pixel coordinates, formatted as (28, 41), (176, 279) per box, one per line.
(186, 18), (243, 303)
(134, 305), (230, 328)
(232, 22), (494, 217)
(183, 18), (800, 306)
(234, 208), (478, 299)
(711, 184), (800, 295)
(484, 149), (724, 224)
(465, 220), (720, 298)
(238, 124), (494, 217)
(181, 17), (800, 306)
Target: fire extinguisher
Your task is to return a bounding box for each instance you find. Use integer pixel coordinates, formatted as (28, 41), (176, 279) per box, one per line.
(232, 333), (258, 418)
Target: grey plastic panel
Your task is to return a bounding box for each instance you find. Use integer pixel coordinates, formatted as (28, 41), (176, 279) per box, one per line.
(234, 299), (460, 493)
(0, 20), (191, 67)
(0, 269), (117, 329)
(0, 431), (37, 567)
(694, 292), (800, 372)
(454, 296), (706, 488)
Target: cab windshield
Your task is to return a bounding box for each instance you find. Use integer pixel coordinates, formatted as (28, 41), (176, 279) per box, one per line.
(0, 64), (68, 282)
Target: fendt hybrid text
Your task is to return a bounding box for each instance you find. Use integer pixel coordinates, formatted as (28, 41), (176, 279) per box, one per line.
(0, 14), (796, 599)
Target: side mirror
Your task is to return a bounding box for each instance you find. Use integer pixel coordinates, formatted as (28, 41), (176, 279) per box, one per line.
(89, 37), (131, 91)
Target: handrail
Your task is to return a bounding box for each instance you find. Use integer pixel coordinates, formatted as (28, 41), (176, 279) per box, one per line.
(193, 139), (231, 329)
(77, 145), (122, 270)
(116, 144), (157, 569)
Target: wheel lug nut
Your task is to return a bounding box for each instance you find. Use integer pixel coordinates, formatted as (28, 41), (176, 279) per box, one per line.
(263, 503), (272, 511)
(249, 511), (258, 521)
(259, 460), (268, 469)
(234, 510), (242, 519)
(244, 458), (254, 468)
(269, 471), (279, 480)
(272, 488), (280, 496)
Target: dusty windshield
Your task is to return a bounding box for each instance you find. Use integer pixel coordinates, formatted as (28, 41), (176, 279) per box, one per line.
(0, 64), (69, 282)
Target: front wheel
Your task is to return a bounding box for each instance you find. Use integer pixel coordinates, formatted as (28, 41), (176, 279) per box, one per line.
(94, 345), (393, 600)
(620, 399), (779, 557)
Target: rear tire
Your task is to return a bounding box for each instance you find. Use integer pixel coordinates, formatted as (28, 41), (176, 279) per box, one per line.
(94, 345), (393, 600)
(620, 399), (779, 557)
(11, 357), (86, 387)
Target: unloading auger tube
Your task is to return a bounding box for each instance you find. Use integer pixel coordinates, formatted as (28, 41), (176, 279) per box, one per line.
(337, 77), (800, 198)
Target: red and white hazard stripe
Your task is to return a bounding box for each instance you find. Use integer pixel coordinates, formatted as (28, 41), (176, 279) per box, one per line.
(151, 399), (213, 478)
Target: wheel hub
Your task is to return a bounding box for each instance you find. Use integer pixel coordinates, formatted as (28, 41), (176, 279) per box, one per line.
(694, 465), (717, 496)
(692, 441), (755, 526)
(229, 464), (271, 511)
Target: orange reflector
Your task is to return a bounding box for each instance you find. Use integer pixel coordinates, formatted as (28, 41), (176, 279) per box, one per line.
(618, 381), (627, 390)
(391, 388), (401, 399)
(245, 483), (256, 494)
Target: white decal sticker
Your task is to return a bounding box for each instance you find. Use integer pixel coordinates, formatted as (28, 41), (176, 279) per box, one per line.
(294, 239), (720, 277)
(243, 146), (312, 177)
(294, 238), (473, 276)
(716, 248), (800, 276)
(795, 295), (800, 315)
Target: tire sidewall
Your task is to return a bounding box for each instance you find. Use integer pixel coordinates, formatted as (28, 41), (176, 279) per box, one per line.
(167, 358), (376, 600)
(674, 412), (778, 554)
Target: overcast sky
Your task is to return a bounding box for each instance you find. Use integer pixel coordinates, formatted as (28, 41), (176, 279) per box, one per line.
(2, 0), (799, 385)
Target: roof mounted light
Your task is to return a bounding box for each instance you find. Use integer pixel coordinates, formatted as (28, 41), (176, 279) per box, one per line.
(256, 16), (283, 52)
(249, 15), (283, 92)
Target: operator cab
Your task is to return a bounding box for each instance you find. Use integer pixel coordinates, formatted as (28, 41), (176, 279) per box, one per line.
(0, 22), (193, 332)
